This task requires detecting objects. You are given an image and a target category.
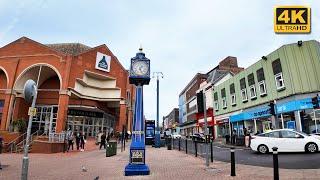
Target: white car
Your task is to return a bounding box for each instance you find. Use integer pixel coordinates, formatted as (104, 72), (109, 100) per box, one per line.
(250, 129), (320, 154)
(171, 134), (182, 139)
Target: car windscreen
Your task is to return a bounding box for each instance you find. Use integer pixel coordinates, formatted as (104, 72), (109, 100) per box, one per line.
(257, 131), (280, 138)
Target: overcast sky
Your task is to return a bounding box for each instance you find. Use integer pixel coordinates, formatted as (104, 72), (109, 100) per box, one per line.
(0, 0), (319, 123)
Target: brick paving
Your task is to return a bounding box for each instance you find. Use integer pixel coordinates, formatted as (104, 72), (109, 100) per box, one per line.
(0, 140), (320, 180)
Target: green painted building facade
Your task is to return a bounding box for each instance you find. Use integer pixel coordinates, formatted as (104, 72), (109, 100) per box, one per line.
(212, 40), (320, 135)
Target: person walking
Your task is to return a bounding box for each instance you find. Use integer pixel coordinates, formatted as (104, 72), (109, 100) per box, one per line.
(67, 130), (74, 152)
(75, 132), (81, 150)
(106, 133), (110, 143)
(244, 128), (250, 147)
(80, 132), (86, 151)
(231, 129), (237, 145)
(100, 132), (106, 150)
(96, 131), (103, 145)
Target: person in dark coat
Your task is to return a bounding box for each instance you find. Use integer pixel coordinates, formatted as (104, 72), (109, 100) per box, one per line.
(75, 132), (81, 150)
(100, 132), (106, 150)
(80, 132), (86, 151)
(106, 133), (110, 143)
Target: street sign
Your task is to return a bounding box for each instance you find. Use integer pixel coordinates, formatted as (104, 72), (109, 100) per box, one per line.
(28, 107), (37, 116)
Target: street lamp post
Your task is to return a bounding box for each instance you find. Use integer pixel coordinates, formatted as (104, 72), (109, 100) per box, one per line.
(153, 72), (163, 148)
(21, 80), (38, 180)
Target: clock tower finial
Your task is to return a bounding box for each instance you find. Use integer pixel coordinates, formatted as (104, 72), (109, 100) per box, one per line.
(139, 44), (143, 52)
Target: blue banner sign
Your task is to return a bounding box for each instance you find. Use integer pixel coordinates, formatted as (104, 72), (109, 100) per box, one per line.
(230, 106), (271, 123)
(276, 98), (313, 114)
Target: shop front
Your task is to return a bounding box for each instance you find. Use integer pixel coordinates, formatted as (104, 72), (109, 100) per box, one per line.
(214, 110), (242, 138)
(196, 108), (214, 138)
(229, 96), (320, 135)
(230, 105), (272, 135)
(276, 96), (320, 134)
(67, 108), (115, 137)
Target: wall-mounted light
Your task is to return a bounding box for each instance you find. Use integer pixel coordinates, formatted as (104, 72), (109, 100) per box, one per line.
(262, 56), (267, 61)
(297, 40), (303, 47)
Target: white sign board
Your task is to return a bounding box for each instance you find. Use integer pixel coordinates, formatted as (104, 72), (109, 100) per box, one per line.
(95, 52), (111, 72)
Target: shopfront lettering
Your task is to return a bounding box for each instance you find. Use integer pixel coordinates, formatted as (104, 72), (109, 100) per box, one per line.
(253, 109), (270, 117)
(67, 109), (103, 118)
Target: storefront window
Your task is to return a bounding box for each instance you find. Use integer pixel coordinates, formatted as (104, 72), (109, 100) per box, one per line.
(301, 109), (320, 134)
(278, 112), (295, 130)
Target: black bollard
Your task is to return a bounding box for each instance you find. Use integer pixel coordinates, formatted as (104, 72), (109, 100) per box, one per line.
(272, 147), (279, 180)
(210, 141), (213, 162)
(195, 141), (198, 157)
(179, 137), (181, 151)
(231, 147), (236, 176)
(185, 139), (188, 154)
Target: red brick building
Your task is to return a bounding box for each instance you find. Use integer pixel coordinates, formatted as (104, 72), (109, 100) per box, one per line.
(0, 37), (135, 137)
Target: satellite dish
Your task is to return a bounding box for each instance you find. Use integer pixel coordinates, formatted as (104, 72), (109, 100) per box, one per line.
(23, 80), (37, 104)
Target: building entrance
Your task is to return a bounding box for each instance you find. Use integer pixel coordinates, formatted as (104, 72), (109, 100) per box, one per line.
(67, 108), (115, 137)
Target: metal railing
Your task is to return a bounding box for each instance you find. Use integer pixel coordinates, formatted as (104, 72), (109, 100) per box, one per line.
(6, 132), (27, 153)
(14, 130), (42, 153)
(48, 132), (66, 142)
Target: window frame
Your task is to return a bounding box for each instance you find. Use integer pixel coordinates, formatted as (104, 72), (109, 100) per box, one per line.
(241, 89), (248, 102)
(231, 93), (236, 106)
(258, 80), (267, 96)
(222, 97), (227, 109)
(275, 72), (285, 90)
(214, 101), (219, 111)
(249, 85), (257, 99)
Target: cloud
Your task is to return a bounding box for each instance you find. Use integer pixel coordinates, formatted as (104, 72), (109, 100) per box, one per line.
(0, 0), (319, 123)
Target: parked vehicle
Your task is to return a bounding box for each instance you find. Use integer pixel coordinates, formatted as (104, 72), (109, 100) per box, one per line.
(250, 129), (320, 154)
(171, 134), (181, 139)
(191, 133), (205, 142)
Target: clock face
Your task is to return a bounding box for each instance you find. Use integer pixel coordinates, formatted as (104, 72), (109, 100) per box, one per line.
(132, 61), (149, 76)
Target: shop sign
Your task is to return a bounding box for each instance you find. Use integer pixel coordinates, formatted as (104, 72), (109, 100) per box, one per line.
(287, 121), (296, 129)
(67, 109), (103, 118)
(277, 98), (313, 114)
(95, 52), (111, 72)
(28, 107), (37, 116)
(230, 107), (271, 122)
(131, 149), (144, 164)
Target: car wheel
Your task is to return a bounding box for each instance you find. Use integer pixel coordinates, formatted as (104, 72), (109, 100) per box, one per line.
(258, 144), (269, 154)
(305, 143), (318, 153)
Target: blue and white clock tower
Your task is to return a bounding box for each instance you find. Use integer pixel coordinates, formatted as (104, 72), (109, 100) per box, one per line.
(124, 47), (150, 176)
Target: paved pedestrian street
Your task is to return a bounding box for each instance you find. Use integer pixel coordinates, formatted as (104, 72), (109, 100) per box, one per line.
(1, 142), (320, 180)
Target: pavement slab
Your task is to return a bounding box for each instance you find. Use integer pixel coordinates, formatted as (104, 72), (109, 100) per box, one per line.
(0, 141), (319, 180)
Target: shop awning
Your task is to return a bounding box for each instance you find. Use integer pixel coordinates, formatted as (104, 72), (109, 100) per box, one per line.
(230, 106), (271, 123)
